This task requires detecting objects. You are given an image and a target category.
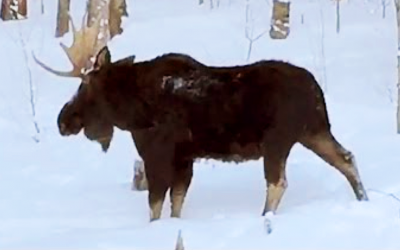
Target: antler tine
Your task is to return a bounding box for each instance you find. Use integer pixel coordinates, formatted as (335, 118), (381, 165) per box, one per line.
(81, 10), (88, 31)
(31, 52), (83, 78)
(58, 14), (84, 76)
(59, 42), (84, 76)
(32, 8), (106, 79)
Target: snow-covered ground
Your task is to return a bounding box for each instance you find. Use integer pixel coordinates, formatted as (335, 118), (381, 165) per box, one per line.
(1, 0), (400, 249)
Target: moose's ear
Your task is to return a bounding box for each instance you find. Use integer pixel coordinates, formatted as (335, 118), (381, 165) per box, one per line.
(115, 55), (136, 66)
(94, 46), (112, 69)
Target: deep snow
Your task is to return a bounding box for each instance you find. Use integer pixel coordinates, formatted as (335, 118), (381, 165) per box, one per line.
(1, 0), (400, 249)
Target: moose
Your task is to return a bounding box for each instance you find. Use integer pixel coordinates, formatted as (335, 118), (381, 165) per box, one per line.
(33, 15), (369, 222)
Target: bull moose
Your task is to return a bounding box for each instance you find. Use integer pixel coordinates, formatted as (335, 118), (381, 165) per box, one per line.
(33, 15), (369, 222)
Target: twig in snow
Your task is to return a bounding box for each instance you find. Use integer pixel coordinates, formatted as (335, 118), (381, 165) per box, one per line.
(175, 230), (185, 250)
(367, 188), (400, 203)
(367, 188), (400, 218)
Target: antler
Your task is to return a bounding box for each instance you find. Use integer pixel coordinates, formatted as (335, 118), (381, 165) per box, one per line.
(32, 12), (103, 78)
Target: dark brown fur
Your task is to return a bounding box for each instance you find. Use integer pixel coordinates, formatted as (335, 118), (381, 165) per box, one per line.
(57, 46), (369, 221)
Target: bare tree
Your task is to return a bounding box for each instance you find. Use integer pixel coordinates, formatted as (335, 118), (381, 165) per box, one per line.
(4, 22), (41, 142)
(245, 0), (267, 61)
(395, 0), (400, 133)
(86, 0), (110, 56)
(109, 0), (128, 39)
(55, 0), (71, 38)
(381, 0), (390, 18)
(19, 29), (40, 143)
(87, 0), (107, 26)
(1, 0), (12, 20)
(40, 0), (44, 14)
(1, 0), (26, 20)
(269, 0), (290, 39)
(335, 0), (340, 33)
(17, 0), (26, 17)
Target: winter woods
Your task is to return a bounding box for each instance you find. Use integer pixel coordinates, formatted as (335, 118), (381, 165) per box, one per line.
(1, 0), (128, 40)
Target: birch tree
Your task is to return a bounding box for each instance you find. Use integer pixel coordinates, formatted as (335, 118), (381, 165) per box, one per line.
(269, 0), (290, 39)
(55, 0), (71, 38)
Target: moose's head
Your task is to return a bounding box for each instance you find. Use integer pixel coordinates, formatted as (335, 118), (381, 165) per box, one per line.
(32, 14), (135, 152)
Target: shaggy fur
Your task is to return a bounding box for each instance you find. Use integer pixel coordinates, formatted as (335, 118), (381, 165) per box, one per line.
(56, 46), (369, 221)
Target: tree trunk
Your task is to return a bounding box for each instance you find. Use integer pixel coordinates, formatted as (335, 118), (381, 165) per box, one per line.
(86, 0), (110, 56)
(1, 0), (15, 20)
(17, 0), (26, 17)
(55, 0), (70, 38)
(132, 160), (148, 191)
(1, 0), (11, 20)
(395, 0), (400, 133)
(40, 0), (44, 14)
(109, 0), (128, 39)
(87, 0), (107, 27)
(269, 0), (290, 39)
(336, 0), (340, 33)
(1, 0), (27, 20)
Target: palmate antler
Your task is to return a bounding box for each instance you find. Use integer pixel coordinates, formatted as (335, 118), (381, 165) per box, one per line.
(32, 12), (103, 78)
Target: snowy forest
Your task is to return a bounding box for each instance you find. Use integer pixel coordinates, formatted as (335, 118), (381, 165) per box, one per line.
(1, 0), (400, 249)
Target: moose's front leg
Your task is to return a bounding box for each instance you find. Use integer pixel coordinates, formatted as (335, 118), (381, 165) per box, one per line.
(146, 169), (170, 221)
(170, 159), (194, 218)
(143, 154), (175, 222)
(131, 125), (191, 222)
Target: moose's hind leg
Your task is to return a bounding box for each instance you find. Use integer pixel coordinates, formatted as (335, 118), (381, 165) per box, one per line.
(262, 157), (288, 216)
(261, 137), (293, 216)
(300, 132), (369, 201)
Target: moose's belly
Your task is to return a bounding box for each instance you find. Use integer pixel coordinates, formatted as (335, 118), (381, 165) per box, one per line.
(180, 128), (264, 163)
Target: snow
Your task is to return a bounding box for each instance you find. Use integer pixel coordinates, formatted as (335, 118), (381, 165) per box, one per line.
(1, 0), (400, 248)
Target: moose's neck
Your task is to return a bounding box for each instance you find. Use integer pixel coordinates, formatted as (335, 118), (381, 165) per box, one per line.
(99, 64), (155, 132)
